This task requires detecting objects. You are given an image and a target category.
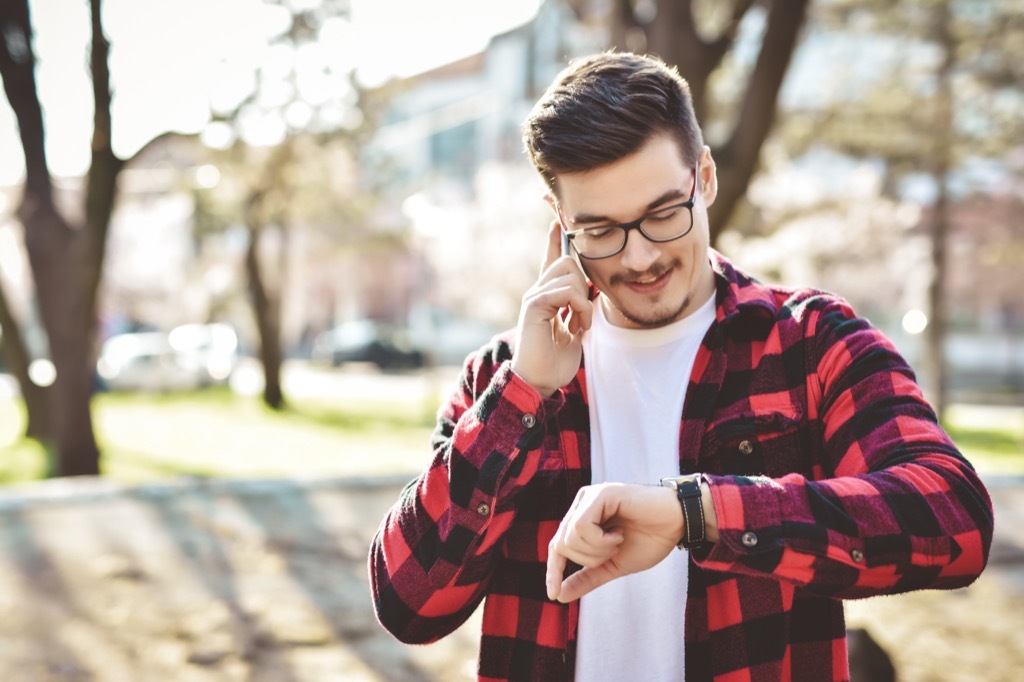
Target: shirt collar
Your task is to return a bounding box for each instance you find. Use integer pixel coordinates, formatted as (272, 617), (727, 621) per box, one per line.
(709, 249), (779, 332)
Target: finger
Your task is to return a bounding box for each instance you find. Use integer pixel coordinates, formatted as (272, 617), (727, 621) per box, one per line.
(541, 219), (564, 275)
(566, 296), (594, 336)
(553, 561), (620, 603)
(546, 528), (622, 600)
(557, 539), (621, 569)
(546, 547), (567, 601)
(521, 283), (593, 333)
(545, 490), (590, 602)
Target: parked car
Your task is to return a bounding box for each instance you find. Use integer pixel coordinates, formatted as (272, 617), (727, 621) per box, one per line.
(409, 311), (500, 367)
(311, 320), (424, 370)
(96, 323), (238, 392)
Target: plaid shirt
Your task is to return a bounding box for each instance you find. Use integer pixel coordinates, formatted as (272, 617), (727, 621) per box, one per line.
(369, 251), (993, 681)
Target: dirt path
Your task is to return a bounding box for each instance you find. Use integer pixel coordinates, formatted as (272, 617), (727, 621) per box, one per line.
(0, 476), (479, 681)
(0, 474), (1019, 681)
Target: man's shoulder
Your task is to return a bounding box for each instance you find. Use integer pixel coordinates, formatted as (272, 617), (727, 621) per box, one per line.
(460, 328), (517, 376)
(713, 251), (852, 325)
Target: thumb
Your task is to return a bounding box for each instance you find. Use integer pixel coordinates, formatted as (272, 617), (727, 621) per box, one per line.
(554, 562), (619, 603)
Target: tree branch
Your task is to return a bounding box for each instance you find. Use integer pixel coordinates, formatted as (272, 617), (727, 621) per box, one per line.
(0, 0), (53, 204)
(709, 0), (811, 241)
(704, 0), (757, 70)
(81, 0), (124, 333)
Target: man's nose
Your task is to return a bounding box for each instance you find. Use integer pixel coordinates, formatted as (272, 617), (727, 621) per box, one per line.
(618, 227), (660, 272)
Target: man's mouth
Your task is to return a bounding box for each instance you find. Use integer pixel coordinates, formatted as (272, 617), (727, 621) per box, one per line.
(620, 267), (672, 293)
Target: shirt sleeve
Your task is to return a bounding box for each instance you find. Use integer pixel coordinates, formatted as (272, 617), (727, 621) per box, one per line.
(368, 339), (558, 643)
(694, 296), (994, 599)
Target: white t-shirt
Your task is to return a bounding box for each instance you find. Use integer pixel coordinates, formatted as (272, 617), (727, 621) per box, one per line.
(575, 293), (716, 682)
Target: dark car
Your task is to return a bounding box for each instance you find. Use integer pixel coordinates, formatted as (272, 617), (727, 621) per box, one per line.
(311, 320), (424, 370)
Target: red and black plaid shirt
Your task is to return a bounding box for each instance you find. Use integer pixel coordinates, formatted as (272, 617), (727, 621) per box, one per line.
(369, 251), (993, 681)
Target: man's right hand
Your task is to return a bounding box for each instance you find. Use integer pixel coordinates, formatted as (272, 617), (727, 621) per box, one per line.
(511, 220), (594, 397)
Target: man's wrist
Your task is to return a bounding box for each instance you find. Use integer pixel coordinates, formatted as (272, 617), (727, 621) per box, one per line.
(509, 363), (557, 399)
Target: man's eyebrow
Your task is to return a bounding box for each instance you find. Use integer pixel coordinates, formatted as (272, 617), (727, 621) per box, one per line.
(569, 187), (690, 226)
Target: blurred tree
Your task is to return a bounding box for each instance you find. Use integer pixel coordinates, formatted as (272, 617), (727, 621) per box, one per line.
(781, 0), (1024, 417)
(927, 0), (955, 421)
(0, 0), (120, 475)
(0, 281), (47, 439)
(567, 0), (813, 242)
(192, 0), (387, 409)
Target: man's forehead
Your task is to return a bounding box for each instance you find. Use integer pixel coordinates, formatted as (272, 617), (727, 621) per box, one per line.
(553, 133), (690, 216)
(558, 171), (691, 224)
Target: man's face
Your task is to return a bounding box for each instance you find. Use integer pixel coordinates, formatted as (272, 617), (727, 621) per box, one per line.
(551, 133), (717, 329)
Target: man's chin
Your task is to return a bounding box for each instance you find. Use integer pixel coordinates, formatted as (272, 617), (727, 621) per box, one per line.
(613, 297), (692, 329)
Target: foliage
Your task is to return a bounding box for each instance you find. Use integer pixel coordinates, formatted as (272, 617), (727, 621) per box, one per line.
(790, 0), (1024, 168)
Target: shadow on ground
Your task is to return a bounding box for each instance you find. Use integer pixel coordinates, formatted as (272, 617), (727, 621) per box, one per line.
(0, 475), (479, 682)
(0, 473), (1019, 681)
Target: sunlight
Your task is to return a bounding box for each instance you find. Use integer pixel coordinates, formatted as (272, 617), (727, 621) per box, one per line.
(0, 0), (543, 181)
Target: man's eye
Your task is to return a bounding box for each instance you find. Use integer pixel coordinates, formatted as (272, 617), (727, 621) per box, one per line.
(584, 227), (619, 240)
(645, 208), (678, 224)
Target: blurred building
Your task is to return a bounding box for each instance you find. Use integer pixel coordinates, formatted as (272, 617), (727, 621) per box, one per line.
(0, 1), (602, 366)
(365, 0), (604, 330)
(2, 0), (1020, 393)
(371, 0), (600, 197)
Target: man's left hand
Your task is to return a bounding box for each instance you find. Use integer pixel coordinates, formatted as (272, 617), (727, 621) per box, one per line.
(545, 483), (684, 603)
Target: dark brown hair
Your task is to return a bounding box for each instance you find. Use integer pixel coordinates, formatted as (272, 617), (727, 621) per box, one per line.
(522, 52), (703, 195)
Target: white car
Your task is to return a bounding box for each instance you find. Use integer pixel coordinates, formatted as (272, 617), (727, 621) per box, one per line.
(97, 323), (238, 392)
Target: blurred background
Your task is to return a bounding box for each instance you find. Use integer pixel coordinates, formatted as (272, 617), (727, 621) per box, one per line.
(0, 1), (1022, 679)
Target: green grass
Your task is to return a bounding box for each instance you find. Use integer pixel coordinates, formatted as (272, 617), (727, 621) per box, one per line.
(1, 391), (1021, 486)
(0, 386), (440, 485)
(943, 403), (1024, 475)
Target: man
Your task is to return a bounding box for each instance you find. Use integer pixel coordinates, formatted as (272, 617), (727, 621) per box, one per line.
(369, 52), (993, 681)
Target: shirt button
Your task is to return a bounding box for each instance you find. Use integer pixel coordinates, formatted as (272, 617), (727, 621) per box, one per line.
(476, 502), (491, 517)
(851, 549), (865, 564)
(522, 413), (536, 428)
(741, 531), (759, 548)
(738, 440), (754, 455)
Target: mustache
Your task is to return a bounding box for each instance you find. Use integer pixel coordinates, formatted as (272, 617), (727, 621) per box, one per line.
(609, 259), (681, 286)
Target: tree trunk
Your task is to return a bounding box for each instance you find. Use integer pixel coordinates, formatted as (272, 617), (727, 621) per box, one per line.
(0, 0), (121, 476)
(925, 0), (954, 419)
(611, 0), (810, 242)
(645, 0), (755, 124)
(244, 200), (286, 411)
(0, 279), (50, 440)
(21, 201), (101, 476)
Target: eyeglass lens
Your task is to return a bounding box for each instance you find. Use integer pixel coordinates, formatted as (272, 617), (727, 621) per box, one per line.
(572, 205), (694, 259)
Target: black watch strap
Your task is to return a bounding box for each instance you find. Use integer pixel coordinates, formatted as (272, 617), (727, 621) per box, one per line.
(659, 474), (706, 549)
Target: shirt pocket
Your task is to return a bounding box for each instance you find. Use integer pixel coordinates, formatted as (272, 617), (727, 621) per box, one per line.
(701, 405), (809, 477)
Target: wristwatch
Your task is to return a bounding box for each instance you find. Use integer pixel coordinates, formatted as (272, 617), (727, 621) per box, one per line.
(659, 474), (706, 549)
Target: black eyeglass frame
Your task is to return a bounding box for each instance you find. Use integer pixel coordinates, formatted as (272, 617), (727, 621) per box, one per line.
(560, 162), (700, 261)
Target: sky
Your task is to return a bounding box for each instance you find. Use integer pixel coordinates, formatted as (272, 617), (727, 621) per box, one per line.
(0, 0), (542, 184)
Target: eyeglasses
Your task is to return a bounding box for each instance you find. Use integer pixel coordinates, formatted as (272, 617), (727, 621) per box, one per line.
(561, 163), (698, 260)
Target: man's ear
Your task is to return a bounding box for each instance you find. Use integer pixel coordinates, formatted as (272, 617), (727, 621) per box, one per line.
(544, 193), (558, 216)
(699, 146), (718, 208)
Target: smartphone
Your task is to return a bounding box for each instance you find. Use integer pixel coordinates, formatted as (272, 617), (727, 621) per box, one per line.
(560, 230), (595, 300)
